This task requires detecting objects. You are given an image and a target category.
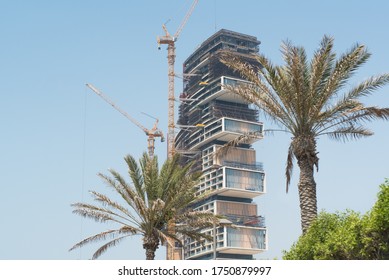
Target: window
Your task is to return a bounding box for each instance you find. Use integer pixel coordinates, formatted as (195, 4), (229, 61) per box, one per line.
(224, 119), (263, 134)
(227, 228), (266, 249)
(225, 168), (264, 192)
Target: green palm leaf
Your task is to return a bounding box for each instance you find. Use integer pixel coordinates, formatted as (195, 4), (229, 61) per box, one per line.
(70, 152), (218, 259)
(220, 35), (389, 233)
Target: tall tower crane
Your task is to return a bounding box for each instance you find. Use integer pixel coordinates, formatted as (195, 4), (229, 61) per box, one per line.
(157, 0), (199, 261)
(86, 83), (165, 158)
(157, 0), (199, 160)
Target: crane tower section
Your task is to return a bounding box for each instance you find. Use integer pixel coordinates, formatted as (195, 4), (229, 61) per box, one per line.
(157, 0), (199, 160)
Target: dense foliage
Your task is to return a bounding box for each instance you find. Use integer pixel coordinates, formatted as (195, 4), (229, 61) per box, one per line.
(283, 180), (389, 259)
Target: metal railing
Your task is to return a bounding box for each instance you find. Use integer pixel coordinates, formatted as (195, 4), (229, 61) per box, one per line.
(223, 214), (266, 228)
(223, 160), (264, 172)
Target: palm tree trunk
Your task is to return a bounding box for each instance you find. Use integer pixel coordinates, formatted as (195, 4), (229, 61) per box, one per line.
(143, 236), (159, 260)
(145, 246), (157, 260)
(297, 157), (318, 233)
(292, 136), (319, 233)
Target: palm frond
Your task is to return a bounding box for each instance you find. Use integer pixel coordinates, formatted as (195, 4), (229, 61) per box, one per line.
(132, 196), (148, 223)
(315, 74), (389, 133)
(219, 51), (261, 83)
(214, 130), (263, 159)
(215, 34), (389, 234)
(141, 153), (160, 204)
(271, 66), (299, 125)
(89, 191), (140, 225)
(108, 169), (134, 198)
(178, 209), (220, 229)
(158, 155), (184, 199)
(150, 198), (166, 213)
(69, 226), (138, 253)
(178, 229), (213, 243)
(285, 143), (295, 193)
(71, 201), (137, 228)
(316, 106), (389, 136)
(321, 125), (373, 141)
(71, 202), (122, 223)
(124, 154), (145, 200)
(263, 128), (291, 136)
(309, 35), (336, 99)
(318, 43), (370, 109)
(98, 172), (137, 208)
(281, 40), (310, 122)
(256, 56), (299, 131)
(153, 228), (171, 246)
(345, 74), (389, 100)
(71, 152), (221, 259)
(91, 234), (131, 259)
(220, 52), (296, 131)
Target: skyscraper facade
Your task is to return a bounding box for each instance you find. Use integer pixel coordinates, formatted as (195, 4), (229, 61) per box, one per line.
(175, 29), (267, 260)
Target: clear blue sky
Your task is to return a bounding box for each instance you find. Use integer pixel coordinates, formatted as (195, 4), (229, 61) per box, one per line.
(1, 0), (388, 260)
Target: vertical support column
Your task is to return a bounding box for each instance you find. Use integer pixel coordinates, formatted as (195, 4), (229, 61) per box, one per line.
(147, 137), (155, 159)
(167, 43), (176, 160)
(213, 221), (217, 259)
(166, 42), (180, 260)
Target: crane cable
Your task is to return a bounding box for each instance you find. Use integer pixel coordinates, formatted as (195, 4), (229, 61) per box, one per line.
(78, 85), (89, 259)
(214, 0), (218, 32)
(165, 0), (192, 30)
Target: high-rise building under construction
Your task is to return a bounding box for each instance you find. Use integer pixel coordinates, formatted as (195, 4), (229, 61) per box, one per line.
(175, 29), (267, 260)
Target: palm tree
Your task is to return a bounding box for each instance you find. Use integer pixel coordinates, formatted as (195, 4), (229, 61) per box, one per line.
(220, 35), (389, 233)
(70, 153), (216, 260)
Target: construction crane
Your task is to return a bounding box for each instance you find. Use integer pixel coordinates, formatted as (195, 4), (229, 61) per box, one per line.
(157, 0), (199, 261)
(86, 83), (165, 158)
(157, 0), (199, 160)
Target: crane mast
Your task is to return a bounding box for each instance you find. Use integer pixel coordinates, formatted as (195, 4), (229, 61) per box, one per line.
(157, 0), (199, 160)
(157, 0), (199, 261)
(86, 83), (164, 158)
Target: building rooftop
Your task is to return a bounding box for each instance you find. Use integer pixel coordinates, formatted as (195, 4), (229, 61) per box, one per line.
(183, 29), (261, 67)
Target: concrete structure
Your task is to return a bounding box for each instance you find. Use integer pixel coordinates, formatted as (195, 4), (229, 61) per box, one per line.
(175, 29), (267, 260)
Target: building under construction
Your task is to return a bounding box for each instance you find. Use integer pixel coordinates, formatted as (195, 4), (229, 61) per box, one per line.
(175, 29), (267, 260)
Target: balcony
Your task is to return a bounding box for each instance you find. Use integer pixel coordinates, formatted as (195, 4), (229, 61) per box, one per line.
(188, 117), (263, 150)
(224, 214), (265, 228)
(222, 160), (264, 172)
(224, 227), (267, 255)
(184, 226), (267, 259)
(197, 167), (265, 199)
(222, 167), (265, 198)
(215, 200), (266, 228)
(192, 76), (253, 107)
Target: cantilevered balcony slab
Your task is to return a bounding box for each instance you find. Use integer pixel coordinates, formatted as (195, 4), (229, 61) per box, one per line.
(197, 166), (265, 199)
(213, 187), (263, 199)
(192, 76), (253, 107)
(184, 226), (267, 259)
(188, 117), (263, 150)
